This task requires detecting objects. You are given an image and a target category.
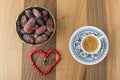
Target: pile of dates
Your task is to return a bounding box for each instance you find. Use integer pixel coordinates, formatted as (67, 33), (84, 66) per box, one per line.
(17, 8), (54, 44)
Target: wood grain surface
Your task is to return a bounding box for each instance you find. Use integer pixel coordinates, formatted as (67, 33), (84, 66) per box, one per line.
(0, 0), (120, 80)
(22, 0), (56, 80)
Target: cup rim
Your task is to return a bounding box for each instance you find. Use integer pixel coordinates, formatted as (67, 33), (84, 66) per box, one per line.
(81, 34), (101, 54)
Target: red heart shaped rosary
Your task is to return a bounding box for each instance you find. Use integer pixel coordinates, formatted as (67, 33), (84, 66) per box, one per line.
(30, 49), (61, 75)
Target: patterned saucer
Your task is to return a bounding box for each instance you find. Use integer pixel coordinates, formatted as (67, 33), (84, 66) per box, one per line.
(69, 26), (109, 65)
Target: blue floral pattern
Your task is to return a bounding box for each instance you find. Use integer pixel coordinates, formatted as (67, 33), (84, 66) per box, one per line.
(69, 26), (109, 65)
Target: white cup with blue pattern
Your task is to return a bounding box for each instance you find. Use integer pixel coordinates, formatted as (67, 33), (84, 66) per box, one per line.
(69, 26), (109, 65)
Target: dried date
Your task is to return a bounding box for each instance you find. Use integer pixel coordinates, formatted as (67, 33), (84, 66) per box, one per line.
(33, 9), (41, 18)
(24, 18), (36, 33)
(46, 19), (54, 33)
(35, 34), (48, 44)
(42, 10), (48, 17)
(25, 10), (34, 19)
(23, 34), (34, 43)
(21, 15), (27, 27)
(35, 25), (47, 35)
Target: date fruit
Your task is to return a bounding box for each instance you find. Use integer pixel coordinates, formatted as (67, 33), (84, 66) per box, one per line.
(47, 26), (54, 33)
(35, 34), (48, 44)
(46, 19), (54, 33)
(46, 19), (54, 26)
(35, 25), (46, 35)
(21, 15), (27, 27)
(24, 18), (36, 33)
(42, 10), (48, 17)
(23, 34), (34, 43)
(44, 31), (51, 36)
(33, 9), (41, 18)
(25, 10), (34, 19)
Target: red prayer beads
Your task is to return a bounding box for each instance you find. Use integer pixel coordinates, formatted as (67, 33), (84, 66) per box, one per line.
(30, 49), (61, 75)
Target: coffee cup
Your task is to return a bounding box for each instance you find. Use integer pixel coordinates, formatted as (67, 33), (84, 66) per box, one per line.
(81, 35), (101, 54)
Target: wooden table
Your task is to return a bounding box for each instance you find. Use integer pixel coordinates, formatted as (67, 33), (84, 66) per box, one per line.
(0, 0), (120, 80)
